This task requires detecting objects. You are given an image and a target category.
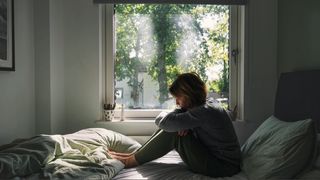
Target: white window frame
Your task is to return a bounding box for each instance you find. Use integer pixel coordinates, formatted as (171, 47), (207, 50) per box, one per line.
(103, 4), (245, 120)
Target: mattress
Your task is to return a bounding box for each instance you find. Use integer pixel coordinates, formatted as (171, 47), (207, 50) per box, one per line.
(112, 150), (248, 180)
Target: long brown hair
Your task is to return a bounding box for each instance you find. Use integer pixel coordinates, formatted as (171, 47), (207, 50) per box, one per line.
(169, 72), (207, 107)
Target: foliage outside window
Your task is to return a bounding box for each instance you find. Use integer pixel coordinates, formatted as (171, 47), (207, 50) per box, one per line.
(113, 4), (231, 112)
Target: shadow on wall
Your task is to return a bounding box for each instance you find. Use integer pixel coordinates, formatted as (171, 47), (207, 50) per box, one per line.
(233, 121), (259, 146)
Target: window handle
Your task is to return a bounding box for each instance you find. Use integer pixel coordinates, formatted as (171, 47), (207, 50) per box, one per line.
(231, 49), (239, 64)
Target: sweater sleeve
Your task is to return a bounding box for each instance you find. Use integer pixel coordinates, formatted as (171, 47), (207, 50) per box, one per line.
(155, 106), (205, 132)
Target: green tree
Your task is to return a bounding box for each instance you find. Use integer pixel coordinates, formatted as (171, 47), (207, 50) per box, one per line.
(115, 4), (230, 107)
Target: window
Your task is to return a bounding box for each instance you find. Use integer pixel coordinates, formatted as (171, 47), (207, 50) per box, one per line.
(103, 4), (244, 119)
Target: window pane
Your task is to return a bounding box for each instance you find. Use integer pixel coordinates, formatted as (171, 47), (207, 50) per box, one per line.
(114, 4), (230, 110)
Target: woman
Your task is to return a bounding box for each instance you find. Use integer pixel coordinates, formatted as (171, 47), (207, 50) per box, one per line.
(110, 72), (241, 178)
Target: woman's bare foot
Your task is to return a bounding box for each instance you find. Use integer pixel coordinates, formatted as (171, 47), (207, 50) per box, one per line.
(109, 153), (139, 168)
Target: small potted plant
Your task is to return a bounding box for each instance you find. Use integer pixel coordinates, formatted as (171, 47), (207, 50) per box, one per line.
(104, 103), (116, 121)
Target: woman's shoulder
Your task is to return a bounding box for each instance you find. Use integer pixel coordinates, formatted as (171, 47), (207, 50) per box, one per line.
(205, 98), (238, 121)
(187, 100), (224, 118)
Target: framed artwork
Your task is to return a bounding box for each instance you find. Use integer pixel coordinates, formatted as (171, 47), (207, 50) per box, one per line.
(0, 0), (14, 71)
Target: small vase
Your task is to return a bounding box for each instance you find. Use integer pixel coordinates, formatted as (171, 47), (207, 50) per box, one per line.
(104, 109), (114, 121)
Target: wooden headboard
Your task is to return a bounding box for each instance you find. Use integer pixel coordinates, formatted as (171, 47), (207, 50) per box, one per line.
(274, 70), (320, 132)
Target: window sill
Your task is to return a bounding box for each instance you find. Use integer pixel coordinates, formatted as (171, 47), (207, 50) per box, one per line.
(96, 118), (245, 124)
(94, 117), (246, 134)
(96, 117), (155, 123)
(95, 118), (157, 136)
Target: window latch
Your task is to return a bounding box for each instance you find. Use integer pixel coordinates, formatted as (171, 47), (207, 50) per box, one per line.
(231, 49), (239, 64)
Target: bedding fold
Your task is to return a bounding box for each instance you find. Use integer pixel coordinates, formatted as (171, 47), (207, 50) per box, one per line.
(0, 128), (141, 179)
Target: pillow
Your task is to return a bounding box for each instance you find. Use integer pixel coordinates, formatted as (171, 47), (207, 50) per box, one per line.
(297, 169), (320, 179)
(0, 128), (142, 179)
(66, 128), (142, 153)
(43, 128), (142, 179)
(314, 134), (320, 168)
(241, 116), (317, 180)
(295, 134), (320, 179)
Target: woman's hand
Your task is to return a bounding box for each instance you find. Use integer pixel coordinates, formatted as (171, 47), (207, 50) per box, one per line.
(178, 129), (189, 136)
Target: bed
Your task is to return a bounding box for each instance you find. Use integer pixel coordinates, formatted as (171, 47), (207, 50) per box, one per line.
(1, 70), (320, 180)
(113, 69), (320, 180)
(112, 150), (248, 180)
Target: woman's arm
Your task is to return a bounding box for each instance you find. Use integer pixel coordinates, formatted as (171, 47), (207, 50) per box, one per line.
(155, 106), (206, 132)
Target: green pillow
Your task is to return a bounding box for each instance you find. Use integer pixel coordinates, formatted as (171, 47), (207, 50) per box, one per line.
(241, 116), (317, 180)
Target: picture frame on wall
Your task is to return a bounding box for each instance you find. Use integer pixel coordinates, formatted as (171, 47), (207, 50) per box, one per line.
(0, 0), (14, 71)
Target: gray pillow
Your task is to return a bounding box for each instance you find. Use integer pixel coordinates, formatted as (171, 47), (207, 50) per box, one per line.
(313, 134), (320, 168)
(241, 116), (317, 180)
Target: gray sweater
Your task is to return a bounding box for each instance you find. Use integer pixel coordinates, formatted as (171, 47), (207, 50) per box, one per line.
(155, 101), (241, 166)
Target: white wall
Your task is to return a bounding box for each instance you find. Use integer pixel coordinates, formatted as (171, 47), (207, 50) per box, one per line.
(34, 0), (51, 134)
(244, 0), (278, 123)
(0, 0), (35, 145)
(34, 0), (66, 135)
(49, 0), (66, 134)
(62, 0), (102, 133)
(234, 0), (278, 144)
(278, 0), (320, 74)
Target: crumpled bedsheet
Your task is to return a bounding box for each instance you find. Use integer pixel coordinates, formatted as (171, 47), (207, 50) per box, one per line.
(0, 128), (141, 179)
